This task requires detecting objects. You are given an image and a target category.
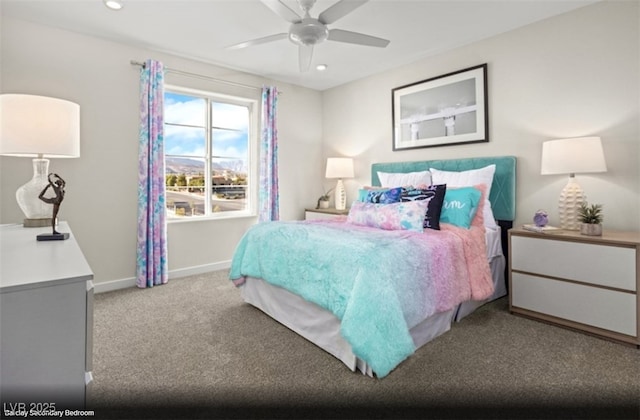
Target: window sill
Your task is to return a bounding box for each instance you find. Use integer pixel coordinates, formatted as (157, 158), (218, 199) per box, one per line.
(167, 211), (256, 224)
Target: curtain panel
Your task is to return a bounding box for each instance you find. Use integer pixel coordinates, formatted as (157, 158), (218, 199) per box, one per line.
(258, 86), (279, 222)
(136, 59), (168, 288)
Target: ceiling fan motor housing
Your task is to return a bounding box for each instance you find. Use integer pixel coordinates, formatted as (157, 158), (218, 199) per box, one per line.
(289, 18), (329, 46)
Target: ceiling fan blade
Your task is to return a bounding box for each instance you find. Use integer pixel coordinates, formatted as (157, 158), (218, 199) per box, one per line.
(261, 0), (301, 23)
(226, 33), (288, 50)
(299, 45), (313, 72)
(318, 0), (368, 24)
(328, 29), (390, 48)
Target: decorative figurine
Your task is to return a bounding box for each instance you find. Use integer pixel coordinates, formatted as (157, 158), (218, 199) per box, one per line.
(533, 209), (549, 228)
(37, 173), (70, 241)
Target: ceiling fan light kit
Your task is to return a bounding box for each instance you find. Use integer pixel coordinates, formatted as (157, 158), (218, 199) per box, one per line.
(289, 18), (329, 46)
(229, 0), (390, 72)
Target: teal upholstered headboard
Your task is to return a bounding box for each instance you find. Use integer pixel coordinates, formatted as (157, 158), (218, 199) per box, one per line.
(371, 156), (517, 221)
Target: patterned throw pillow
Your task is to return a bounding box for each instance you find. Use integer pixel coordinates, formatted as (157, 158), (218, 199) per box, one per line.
(440, 187), (482, 229)
(400, 184), (446, 230)
(357, 187), (403, 204)
(347, 200), (429, 232)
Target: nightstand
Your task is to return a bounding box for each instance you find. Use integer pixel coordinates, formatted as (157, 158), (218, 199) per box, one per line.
(509, 227), (640, 347)
(304, 207), (349, 221)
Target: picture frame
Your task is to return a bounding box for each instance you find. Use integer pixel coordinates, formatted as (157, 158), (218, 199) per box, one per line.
(392, 64), (488, 151)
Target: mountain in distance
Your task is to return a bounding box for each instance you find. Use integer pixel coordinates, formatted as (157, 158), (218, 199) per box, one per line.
(166, 156), (246, 175)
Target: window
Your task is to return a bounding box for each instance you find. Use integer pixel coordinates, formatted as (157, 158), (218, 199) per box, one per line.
(164, 87), (254, 220)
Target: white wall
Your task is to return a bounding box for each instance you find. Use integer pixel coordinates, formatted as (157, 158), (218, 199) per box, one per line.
(0, 17), (323, 287)
(322, 1), (639, 231)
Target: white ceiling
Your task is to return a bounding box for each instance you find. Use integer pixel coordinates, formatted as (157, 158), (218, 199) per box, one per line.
(2, 0), (599, 91)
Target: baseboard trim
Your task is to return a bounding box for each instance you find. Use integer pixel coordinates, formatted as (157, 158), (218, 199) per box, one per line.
(169, 261), (231, 279)
(93, 261), (232, 294)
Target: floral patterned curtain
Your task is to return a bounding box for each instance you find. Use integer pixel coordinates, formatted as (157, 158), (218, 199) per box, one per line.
(136, 59), (168, 288)
(258, 86), (279, 222)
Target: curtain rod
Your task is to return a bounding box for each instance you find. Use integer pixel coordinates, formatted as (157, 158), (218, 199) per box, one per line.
(130, 60), (263, 91)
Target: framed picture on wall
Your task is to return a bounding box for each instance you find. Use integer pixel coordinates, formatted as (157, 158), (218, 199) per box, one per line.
(392, 64), (488, 151)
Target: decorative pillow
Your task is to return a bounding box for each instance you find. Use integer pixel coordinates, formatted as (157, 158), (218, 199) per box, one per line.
(400, 184), (447, 230)
(377, 170), (432, 188)
(440, 186), (482, 229)
(357, 189), (371, 202)
(347, 200), (429, 232)
(357, 186), (385, 202)
(357, 187), (403, 204)
(429, 165), (498, 229)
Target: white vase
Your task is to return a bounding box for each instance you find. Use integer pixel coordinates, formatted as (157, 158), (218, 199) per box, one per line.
(580, 223), (602, 236)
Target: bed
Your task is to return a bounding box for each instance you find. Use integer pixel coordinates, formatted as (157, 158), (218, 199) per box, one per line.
(230, 156), (516, 377)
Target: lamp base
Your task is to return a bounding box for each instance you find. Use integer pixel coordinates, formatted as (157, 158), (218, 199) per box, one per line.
(24, 218), (53, 228)
(334, 179), (347, 211)
(558, 175), (586, 230)
(37, 232), (70, 241)
(17, 158), (53, 221)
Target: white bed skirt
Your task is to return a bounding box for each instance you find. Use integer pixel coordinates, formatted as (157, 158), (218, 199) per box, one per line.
(241, 276), (455, 377)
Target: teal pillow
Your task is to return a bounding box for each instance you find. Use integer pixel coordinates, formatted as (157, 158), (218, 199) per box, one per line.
(357, 189), (371, 202)
(440, 187), (482, 229)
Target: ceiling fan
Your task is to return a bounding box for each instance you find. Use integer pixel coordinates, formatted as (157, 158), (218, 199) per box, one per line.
(228, 0), (390, 72)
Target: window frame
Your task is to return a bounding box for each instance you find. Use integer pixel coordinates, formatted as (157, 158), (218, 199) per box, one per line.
(163, 84), (258, 223)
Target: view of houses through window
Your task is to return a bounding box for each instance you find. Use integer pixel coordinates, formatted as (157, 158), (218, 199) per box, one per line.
(164, 88), (252, 219)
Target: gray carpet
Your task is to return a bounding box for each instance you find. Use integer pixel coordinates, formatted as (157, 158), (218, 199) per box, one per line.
(89, 270), (640, 419)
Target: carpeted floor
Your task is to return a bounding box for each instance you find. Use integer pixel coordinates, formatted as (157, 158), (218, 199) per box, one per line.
(89, 270), (640, 419)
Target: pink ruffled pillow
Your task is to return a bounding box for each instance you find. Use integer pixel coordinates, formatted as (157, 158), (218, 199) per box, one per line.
(347, 200), (429, 232)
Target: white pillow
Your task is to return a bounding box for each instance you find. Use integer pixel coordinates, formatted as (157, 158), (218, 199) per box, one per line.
(377, 170), (432, 188)
(429, 165), (498, 229)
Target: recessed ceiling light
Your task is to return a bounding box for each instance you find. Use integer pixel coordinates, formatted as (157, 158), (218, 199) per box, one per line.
(104, 0), (123, 10)
(316, 64), (328, 71)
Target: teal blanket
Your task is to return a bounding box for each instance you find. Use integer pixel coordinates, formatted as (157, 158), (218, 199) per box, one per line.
(229, 220), (491, 377)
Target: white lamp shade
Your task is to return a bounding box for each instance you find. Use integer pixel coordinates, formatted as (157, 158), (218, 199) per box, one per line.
(540, 137), (606, 175)
(0, 94), (80, 158)
(325, 157), (354, 179)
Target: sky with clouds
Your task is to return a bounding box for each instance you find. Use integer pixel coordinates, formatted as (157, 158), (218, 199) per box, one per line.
(164, 92), (248, 161)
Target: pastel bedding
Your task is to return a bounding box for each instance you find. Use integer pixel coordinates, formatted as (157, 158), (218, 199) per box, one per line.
(229, 218), (493, 378)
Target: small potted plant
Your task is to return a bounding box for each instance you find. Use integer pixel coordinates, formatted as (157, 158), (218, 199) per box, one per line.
(578, 202), (603, 236)
(316, 188), (333, 209)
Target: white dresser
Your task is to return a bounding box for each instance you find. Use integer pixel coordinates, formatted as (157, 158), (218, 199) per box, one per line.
(0, 222), (94, 409)
(509, 227), (639, 347)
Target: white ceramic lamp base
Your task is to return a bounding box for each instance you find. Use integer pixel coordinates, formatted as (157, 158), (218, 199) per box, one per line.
(558, 175), (586, 230)
(334, 179), (347, 210)
(17, 158), (53, 227)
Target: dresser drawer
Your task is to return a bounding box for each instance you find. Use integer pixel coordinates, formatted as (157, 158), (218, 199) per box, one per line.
(511, 235), (636, 291)
(512, 272), (637, 336)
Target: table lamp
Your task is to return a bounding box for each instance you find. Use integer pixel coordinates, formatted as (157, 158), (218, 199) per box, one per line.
(541, 136), (606, 229)
(0, 94), (80, 228)
(325, 157), (354, 210)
